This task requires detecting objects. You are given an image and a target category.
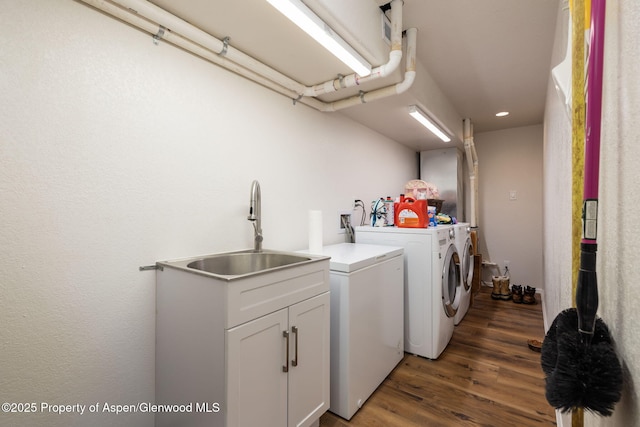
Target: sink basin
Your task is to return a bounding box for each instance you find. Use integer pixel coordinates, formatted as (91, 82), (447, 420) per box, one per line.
(158, 249), (325, 281)
(157, 248), (329, 326)
(187, 252), (312, 276)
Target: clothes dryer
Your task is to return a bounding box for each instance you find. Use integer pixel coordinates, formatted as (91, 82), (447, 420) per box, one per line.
(355, 226), (460, 359)
(453, 223), (474, 325)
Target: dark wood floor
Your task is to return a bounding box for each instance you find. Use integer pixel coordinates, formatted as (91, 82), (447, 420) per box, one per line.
(320, 286), (556, 427)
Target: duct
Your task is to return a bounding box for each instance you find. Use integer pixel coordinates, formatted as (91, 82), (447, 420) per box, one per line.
(78, 0), (415, 113)
(463, 118), (479, 228)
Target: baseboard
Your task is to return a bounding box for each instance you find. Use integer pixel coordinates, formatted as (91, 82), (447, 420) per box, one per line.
(538, 289), (567, 427)
(540, 288), (550, 332)
(556, 410), (570, 426)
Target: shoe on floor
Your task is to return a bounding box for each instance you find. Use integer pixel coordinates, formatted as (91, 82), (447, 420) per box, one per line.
(512, 284), (523, 303)
(523, 286), (536, 304)
(500, 276), (512, 300)
(491, 276), (503, 300)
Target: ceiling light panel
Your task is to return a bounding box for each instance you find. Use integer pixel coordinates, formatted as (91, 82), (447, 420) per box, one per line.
(265, 0), (372, 76)
(408, 105), (451, 142)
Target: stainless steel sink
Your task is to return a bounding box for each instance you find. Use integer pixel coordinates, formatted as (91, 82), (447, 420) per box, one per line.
(187, 251), (312, 276)
(156, 182), (328, 282)
(158, 249), (325, 281)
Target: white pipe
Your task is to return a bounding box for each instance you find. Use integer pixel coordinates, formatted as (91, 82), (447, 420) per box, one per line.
(302, 0), (404, 97)
(78, 0), (415, 113)
(80, 0), (314, 104)
(107, 0), (309, 94)
(463, 118), (479, 228)
(109, 0), (403, 99)
(321, 27), (417, 112)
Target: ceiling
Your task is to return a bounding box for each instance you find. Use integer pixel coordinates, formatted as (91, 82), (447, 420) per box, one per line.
(148, 0), (560, 150)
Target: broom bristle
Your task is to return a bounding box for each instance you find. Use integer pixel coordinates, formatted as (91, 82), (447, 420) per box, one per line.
(541, 308), (623, 416)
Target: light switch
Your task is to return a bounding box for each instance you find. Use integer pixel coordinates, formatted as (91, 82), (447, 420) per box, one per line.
(509, 190), (517, 201)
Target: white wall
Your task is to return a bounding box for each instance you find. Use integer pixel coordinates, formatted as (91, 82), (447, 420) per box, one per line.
(474, 125), (544, 290)
(543, 1), (640, 426)
(0, 1), (417, 426)
(542, 0), (573, 334)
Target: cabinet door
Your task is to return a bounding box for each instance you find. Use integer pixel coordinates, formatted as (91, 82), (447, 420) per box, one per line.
(287, 292), (330, 427)
(226, 308), (289, 427)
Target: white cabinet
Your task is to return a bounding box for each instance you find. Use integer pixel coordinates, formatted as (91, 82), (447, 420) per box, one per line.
(286, 293), (330, 427)
(226, 308), (289, 427)
(226, 293), (330, 427)
(155, 257), (330, 427)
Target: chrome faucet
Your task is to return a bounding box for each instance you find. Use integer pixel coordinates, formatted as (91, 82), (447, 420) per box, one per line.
(247, 180), (263, 251)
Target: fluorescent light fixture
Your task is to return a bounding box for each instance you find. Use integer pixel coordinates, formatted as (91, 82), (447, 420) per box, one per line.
(496, 111), (510, 117)
(408, 105), (451, 142)
(265, 0), (372, 76)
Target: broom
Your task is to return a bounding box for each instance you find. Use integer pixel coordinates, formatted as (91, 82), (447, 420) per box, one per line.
(540, 0), (622, 417)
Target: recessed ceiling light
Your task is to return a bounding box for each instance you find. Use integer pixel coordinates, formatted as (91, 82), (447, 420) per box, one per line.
(496, 111), (509, 117)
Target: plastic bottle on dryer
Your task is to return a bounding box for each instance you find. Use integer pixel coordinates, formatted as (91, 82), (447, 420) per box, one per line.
(384, 196), (395, 226)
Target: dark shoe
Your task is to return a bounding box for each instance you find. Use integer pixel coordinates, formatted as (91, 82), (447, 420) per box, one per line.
(523, 286), (536, 304)
(512, 284), (523, 303)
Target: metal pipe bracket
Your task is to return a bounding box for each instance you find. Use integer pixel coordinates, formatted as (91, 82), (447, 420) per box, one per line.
(153, 25), (166, 45)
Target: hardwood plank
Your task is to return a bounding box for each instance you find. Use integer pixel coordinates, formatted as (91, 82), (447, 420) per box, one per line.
(320, 286), (555, 426)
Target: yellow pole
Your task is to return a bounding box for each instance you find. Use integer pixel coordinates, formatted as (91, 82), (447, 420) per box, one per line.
(570, 0), (588, 426)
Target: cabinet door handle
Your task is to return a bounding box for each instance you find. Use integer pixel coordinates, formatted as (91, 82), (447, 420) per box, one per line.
(282, 330), (290, 373)
(291, 326), (299, 367)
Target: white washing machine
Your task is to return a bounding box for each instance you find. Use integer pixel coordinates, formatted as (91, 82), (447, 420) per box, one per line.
(304, 243), (404, 420)
(355, 226), (461, 359)
(453, 223), (474, 325)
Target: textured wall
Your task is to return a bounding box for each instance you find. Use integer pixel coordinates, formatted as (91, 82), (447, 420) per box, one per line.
(590, 0), (640, 425)
(542, 0), (574, 330)
(0, 1), (416, 426)
(474, 125), (544, 290)
(543, 1), (640, 426)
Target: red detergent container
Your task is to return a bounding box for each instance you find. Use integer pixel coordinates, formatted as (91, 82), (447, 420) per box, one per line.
(394, 197), (428, 228)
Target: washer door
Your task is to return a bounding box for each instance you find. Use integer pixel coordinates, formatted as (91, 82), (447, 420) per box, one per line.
(461, 238), (474, 291)
(442, 243), (461, 318)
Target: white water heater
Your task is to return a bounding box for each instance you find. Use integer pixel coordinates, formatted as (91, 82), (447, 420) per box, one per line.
(420, 147), (465, 220)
